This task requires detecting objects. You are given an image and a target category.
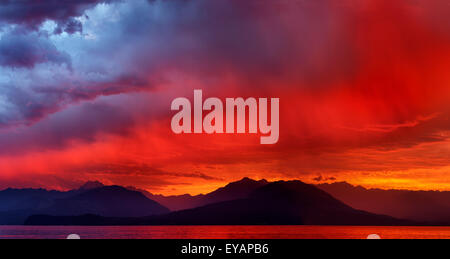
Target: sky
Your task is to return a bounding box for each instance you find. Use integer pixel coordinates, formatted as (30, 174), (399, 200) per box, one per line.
(0, 0), (449, 195)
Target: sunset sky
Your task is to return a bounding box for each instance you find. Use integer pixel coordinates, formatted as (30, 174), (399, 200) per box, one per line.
(0, 0), (449, 195)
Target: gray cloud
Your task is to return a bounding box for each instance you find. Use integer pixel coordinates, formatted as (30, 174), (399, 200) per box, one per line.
(0, 30), (71, 68)
(0, 0), (119, 34)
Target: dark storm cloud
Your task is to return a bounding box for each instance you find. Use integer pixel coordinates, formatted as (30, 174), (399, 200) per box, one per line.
(2, 0), (357, 130)
(0, 0), (118, 34)
(130, 0), (359, 88)
(54, 18), (83, 35)
(0, 100), (136, 154)
(0, 30), (71, 68)
(0, 72), (151, 129)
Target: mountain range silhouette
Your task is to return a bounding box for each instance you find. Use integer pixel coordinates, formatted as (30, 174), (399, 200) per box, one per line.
(129, 180), (411, 226)
(318, 182), (450, 223)
(41, 186), (169, 217)
(0, 178), (447, 226)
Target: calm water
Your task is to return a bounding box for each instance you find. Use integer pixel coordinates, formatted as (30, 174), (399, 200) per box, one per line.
(1, 226), (450, 239)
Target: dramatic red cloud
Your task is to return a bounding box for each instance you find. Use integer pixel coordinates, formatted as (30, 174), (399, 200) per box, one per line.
(0, 0), (449, 194)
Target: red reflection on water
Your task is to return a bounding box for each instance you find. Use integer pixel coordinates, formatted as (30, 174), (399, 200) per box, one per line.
(1, 226), (450, 239)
